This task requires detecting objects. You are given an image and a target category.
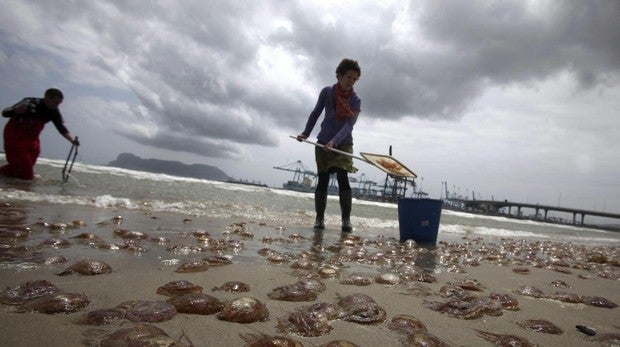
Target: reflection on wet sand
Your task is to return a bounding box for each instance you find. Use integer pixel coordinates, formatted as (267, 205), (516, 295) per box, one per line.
(415, 246), (437, 273)
(310, 229), (438, 275)
(310, 230), (359, 260)
(0, 203), (27, 226)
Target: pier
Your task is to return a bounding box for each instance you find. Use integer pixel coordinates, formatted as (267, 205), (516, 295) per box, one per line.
(455, 199), (620, 229)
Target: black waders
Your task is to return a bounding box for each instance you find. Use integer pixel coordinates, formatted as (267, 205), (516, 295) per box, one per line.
(339, 189), (352, 232)
(314, 190), (327, 229)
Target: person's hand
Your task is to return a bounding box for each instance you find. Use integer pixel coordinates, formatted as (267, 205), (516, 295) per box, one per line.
(296, 134), (307, 142)
(72, 138), (80, 146)
(324, 140), (335, 151)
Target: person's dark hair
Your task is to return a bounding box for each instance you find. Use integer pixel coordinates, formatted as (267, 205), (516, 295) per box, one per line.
(44, 88), (64, 99)
(336, 59), (361, 77)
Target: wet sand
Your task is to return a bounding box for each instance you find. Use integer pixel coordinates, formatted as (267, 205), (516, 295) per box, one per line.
(0, 202), (618, 346)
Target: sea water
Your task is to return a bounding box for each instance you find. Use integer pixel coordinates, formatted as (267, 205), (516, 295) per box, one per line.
(1, 158), (619, 248)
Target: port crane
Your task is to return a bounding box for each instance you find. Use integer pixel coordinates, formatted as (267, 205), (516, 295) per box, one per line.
(273, 161), (317, 191)
(351, 173), (381, 199)
(273, 161), (381, 196)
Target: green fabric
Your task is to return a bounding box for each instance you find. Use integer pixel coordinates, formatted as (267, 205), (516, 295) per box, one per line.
(315, 144), (358, 174)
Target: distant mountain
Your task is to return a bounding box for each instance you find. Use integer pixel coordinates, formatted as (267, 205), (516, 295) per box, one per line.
(108, 153), (230, 181)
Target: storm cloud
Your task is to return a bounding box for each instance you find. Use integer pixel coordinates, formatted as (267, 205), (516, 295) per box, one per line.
(1, 0), (619, 213)
(2, 1), (618, 157)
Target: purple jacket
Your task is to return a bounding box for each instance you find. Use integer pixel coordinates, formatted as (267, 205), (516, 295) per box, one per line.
(302, 85), (361, 147)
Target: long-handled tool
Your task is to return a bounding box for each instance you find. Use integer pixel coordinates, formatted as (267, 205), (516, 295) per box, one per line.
(62, 136), (78, 183)
(289, 135), (417, 178)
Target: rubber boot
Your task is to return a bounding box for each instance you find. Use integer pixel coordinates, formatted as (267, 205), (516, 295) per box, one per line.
(339, 190), (352, 232)
(314, 190), (327, 229)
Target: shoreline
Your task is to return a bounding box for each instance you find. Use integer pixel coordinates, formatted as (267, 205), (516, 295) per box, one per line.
(0, 201), (618, 346)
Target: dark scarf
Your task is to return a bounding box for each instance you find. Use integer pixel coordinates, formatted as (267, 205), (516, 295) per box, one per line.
(334, 83), (355, 122)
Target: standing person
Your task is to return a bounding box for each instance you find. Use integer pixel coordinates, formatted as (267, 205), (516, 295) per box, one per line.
(1, 88), (79, 180)
(297, 58), (361, 232)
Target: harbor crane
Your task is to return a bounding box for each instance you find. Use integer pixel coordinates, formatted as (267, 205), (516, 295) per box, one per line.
(273, 161), (317, 191)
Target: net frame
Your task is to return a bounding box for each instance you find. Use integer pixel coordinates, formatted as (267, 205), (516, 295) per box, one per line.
(360, 152), (417, 178)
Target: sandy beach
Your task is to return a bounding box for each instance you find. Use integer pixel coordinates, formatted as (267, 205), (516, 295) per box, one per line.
(0, 201), (618, 346)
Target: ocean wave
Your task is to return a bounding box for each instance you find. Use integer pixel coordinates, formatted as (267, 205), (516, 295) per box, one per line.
(0, 187), (309, 226)
(440, 224), (547, 239)
(37, 158), (222, 184)
(439, 223), (619, 244)
(1, 188), (139, 210)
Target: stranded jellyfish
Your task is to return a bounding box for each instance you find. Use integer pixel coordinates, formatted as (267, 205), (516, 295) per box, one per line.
(0, 280), (60, 305)
(375, 272), (401, 285)
(212, 281), (251, 293)
(320, 341), (360, 347)
(580, 295), (618, 309)
(516, 319), (563, 334)
(166, 293), (223, 315)
(57, 259), (113, 276)
(294, 278), (326, 293)
(513, 285), (546, 298)
(488, 293), (520, 311)
(267, 284), (317, 302)
(475, 330), (535, 347)
(157, 280), (203, 296)
(336, 293), (386, 324)
(125, 300), (177, 323)
(340, 273), (374, 286)
(38, 237), (72, 248)
(277, 302), (339, 337)
(240, 333), (302, 347)
(99, 324), (192, 347)
(424, 296), (504, 319)
(387, 314), (428, 335)
(203, 255), (233, 266)
(18, 292), (89, 314)
(404, 331), (449, 347)
(175, 259), (209, 273)
(217, 297), (269, 323)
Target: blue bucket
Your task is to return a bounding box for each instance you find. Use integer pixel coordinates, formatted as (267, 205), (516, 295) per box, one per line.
(397, 198), (443, 244)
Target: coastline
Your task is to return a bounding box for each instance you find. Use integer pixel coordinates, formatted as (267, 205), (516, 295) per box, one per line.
(0, 201), (618, 346)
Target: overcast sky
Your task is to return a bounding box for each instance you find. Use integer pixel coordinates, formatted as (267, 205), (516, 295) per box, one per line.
(1, 0), (619, 216)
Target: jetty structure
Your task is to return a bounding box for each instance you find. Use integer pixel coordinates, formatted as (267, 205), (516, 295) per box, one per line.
(441, 182), (620, 231)
(459, 199), (620, 226)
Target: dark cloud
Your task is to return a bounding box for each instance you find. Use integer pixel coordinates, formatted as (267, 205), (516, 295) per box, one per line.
(361, 1), (620, 120)
(119, 128), (244, 159)
(415, 1), (620, 87)
(1, 0), (619, 159)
